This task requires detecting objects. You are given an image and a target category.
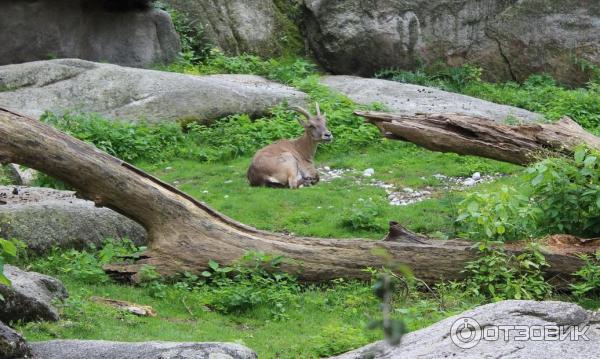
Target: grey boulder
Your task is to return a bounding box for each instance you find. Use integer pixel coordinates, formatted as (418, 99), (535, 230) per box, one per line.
(163, 0), (301, 58)
(0, 0), (180, 68)
(0, 186), (147, 254)
(0, 59), (308, 123)
(332, 300), (600, 359)
(0, 321), (32, 359)
(303, 0), (600, 84)
(321, 76), (542, 123)
(0, 265), (68, 323)
(31, 340), (257, 359)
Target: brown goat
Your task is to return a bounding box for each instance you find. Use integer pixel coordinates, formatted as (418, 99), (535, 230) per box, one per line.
(247, 103), (332, 189)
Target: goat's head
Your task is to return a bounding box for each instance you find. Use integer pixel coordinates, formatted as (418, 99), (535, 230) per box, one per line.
(292, 103), (333, 143)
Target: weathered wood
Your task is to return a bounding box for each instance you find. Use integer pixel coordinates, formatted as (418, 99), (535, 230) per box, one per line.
(356, 111), (600, 165)
(0, 108), (597, 287)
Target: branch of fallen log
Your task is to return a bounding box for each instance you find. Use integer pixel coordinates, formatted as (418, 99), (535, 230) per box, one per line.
(356, 111), (600, 165)
(0, 108), (598, 288)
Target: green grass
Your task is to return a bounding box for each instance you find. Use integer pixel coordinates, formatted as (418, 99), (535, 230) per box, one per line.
(138, 142), (518, 239)
(16, 274), (481, 358)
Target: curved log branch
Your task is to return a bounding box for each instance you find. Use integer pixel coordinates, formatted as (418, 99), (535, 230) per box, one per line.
(0, 108), (597, 287)
(356, 111), (600, 165)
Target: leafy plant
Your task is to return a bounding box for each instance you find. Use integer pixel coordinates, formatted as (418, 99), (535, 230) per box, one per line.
(456, 186), (540, 241)
(570, 251), (600, 297)
(30, 239), (142, 284)
(463, 241), (551, 301)
(343, 198), (385, 231)
(0, 238), (17, 287)
(526, 148), (600, 236)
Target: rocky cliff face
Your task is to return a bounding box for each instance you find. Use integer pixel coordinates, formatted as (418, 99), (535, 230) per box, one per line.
(302, 0), (600, 84)
(0, 0), (181, 68)
(163, 0), (303, 58)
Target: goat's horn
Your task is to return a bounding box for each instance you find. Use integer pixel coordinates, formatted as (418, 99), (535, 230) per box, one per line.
(291, 106), (311, 119)
(315, 102), (321, 116)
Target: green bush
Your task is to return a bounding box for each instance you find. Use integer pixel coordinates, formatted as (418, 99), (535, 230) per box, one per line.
(463, 241), (552, 301)
(456, 186), (540, 241)
(570, 251), (600, 297)
(526, 148), (600, 236)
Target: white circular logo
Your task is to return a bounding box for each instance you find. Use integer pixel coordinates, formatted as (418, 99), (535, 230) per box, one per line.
(450, 317), (482, 349)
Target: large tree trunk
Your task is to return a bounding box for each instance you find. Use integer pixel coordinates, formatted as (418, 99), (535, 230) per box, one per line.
(356, 111), (600, 165)
(0, 108), (597, 287)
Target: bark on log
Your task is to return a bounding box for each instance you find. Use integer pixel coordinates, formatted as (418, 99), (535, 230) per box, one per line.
(0, 108), (598, 287)
(356, 111), (600, 165)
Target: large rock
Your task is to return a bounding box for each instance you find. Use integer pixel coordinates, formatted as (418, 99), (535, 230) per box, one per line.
(0, 265), (68, 323)
(321, 76), (542, 123)
(303, 0), (600, 84)
(0, 59), (308, 122)
(31, 340), (257, 359)
(0, 186), (147, 254)
(0, 0), (180, 68)
(487, 0), (600, 85)
(163, 0), (302, 57)
(0, 321), (32, 359)
(332, 300), (600, 358)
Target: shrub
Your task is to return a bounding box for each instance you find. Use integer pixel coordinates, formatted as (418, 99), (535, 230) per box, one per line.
(526, 148), (600, 236)
(456, 186), (540, 241)
(570, 251), (600, 297)
(463, 241), (551, 301)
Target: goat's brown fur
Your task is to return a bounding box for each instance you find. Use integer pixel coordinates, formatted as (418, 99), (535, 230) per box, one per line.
(247, 104), (332, 189)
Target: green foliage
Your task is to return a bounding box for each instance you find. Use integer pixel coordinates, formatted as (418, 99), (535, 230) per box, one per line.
(41, 111), (196, 163)
(570, 251), (600, 297)
(342, 198), (385, 231)
(30, 239), (143, 284)
(463, 241), (552, 301)
(154, 2), (211, 65)
(526, 148), (600, 236)
(311, 324), (373, 357)
(456, 149), (600, 240)
(0, 238), (17, 287)
(456, 186), (540, 241)
(200, 252), (300, 319)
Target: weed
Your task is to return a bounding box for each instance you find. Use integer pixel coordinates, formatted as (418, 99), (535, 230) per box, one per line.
(570, 251), (600, 297)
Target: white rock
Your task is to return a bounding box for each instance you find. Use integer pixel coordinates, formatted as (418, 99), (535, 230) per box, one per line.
(472, 172), (481, 180)
(363, 168), (375, 177)
(403, 187), (414, 193)
(463, 178), (476, 186)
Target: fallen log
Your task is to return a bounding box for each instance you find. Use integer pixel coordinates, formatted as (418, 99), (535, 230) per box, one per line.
(356, 111), (600, 165)
(0, 108), (597, 287)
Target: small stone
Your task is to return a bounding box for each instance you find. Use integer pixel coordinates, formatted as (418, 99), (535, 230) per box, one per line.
(403, 187), (414, 193)
(324, 166), (331, 171)
(463, 178), (476, 186)
(363, 168), (375, 177)
(472, 172), (481, 180)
